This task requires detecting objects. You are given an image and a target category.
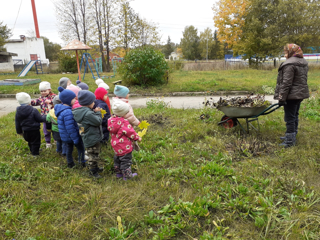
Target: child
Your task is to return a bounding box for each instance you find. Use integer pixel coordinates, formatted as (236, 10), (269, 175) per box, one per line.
(55, 87), (85, 168)
(66, 84), (82, 109)
(108, 100), (141, 180)
(59, 77), (71, 89)
(94, 87), (111, 144)
(46, 95), (66, 157)
(73, 90), (104, 178)
(31, 81), (56, 148)
(15, 92), (46, 156)
(76, 80), (89, 90)
(95, 79), (111, 111)
(113, 85), (140, 126)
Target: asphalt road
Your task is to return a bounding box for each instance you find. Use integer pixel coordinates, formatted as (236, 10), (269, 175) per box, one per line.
(0, 95), (277, 117)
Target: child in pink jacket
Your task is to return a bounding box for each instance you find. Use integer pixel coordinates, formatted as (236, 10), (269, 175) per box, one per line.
(113, 85), (140, 126)
(108, 99), (141, 180)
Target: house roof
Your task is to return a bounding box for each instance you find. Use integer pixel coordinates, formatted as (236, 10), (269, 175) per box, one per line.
(0, 52), (18, 56)
(7, 39), (24, 43)
(61, 39), (91, 51)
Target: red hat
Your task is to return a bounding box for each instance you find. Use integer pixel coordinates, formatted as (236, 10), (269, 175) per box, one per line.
(94, 87), (108, 101)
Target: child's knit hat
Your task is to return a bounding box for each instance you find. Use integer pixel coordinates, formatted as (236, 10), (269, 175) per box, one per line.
(16, 92), (31, 105)
(112, 99), (129, 117)
(59, 77), (70, 89)
(114, 85), (129, 98)
(58, 87), (76, 106)
(95, 79), (104, 85)
(76, 80), (89, 90)
(52, 95), (62, 105)
(78, 90), (96, 106)
(98, 82), (109, 90)
(67, 84), (81, 96)
(39, 81), (51, 91)
(94, 87), (108, 101)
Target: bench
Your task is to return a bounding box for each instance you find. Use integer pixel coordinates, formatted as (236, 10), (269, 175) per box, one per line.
(112, 80), (122, 85)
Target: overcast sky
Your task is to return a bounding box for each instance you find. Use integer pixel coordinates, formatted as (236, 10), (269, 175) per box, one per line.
(2, 0), (217, 45)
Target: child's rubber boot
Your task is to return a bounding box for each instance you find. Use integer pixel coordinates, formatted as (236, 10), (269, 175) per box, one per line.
(89, 168), (102, 179)
(67, 162), (75, 168)
(46, 143), (52, 149)
(279, 133), (296, 148)
(122, 168), (137, 181)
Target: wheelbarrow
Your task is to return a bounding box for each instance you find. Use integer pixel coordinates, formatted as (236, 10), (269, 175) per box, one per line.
(218, 103), (281, 133)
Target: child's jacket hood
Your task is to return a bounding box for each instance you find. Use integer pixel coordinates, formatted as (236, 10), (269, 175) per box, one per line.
(16, 105), (34, 119)
(55, 104), (71, 117)
(49, 108), (57, 121)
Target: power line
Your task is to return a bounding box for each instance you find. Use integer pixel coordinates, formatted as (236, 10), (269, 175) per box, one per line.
(12, 0), (23, 32)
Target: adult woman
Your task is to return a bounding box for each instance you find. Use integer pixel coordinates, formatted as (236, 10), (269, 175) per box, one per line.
(274, 43), (309, 147)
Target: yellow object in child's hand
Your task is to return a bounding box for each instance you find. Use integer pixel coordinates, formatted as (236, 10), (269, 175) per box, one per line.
(137, 128), (147, 138)
(100, 109), (107, 118)
(138, 120), (150, 129)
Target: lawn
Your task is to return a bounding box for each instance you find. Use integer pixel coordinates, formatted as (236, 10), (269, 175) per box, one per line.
(1, 69), (320, 96)
(0, 96), (320, 239)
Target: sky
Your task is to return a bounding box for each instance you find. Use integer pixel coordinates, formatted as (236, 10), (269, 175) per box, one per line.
(2, 0), (218, 45)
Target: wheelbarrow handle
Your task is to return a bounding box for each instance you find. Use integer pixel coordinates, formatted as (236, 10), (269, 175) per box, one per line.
(257, 103), (281, 116)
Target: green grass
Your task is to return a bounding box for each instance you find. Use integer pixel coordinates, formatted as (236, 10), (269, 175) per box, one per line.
(1, 69), (320, 96)
(1, 97), (320, 239)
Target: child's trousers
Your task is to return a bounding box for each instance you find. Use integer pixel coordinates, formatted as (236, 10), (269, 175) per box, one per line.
(86, 142), (101, 169)
(114, 152), (132, 172)
(43, 122), (52, 144)
(23, 130), (41, 155)
(52, 131), (66, 155)
(64, 138), (85, 166)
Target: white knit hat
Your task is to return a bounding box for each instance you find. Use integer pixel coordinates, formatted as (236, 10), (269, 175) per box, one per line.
(112, 99), (130, 117)
(98, 82), (109, 90)
(39, 81), (51, 91)
(16, 92), (31, 105)
(95, 79), (104, 86)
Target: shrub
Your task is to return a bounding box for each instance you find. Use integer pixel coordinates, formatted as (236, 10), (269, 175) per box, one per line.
(58, 53), (78, 73)
(118, 46), (169, 86)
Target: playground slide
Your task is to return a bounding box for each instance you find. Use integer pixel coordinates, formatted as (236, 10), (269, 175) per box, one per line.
(18, 60), (37, 77)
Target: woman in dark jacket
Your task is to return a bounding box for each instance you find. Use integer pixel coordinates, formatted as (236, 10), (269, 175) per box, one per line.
(94, 87), (111, 144)
(274, 43), (309, 147)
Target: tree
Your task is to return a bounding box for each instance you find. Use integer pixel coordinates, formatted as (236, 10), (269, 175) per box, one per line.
(135, 17), (161, 47)
(118, 46), (169, 86)
(180, 26), (200, 60)
(214, 0), (320, 65)
(199, 28), (213, 60)
(55, 0), (92, 44)
(163, 36), (174, 59)
(211, 30), (224, 59)
(0, 22), (11, 51)
(42, 36), (62, 61)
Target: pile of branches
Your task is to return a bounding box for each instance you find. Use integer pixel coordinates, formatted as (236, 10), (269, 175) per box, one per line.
(203, 94), (270, 108)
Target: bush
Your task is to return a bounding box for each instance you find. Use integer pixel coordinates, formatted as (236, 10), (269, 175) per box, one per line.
(58, 53), (78, 73)
(118, 46), (169, 86)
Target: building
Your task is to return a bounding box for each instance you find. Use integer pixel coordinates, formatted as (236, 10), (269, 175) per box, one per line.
(169, 52), (182, 60)
(0, 52), (18, 72)
(4, 35), (49, 65)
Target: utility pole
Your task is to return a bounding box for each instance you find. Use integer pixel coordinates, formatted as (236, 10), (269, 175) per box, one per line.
(206, 32), (208, 62)
(31, 0), (40, 38)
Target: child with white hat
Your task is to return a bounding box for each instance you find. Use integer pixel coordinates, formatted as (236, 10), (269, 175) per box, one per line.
(15, 92), (46, 156)
(108, 99), (141, 180)
(31, 81), (56, 148)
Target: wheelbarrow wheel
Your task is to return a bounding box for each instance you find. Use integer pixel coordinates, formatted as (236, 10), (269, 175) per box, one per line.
(220, 115), (237, 129)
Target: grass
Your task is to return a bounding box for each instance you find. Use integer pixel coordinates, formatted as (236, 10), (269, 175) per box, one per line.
(1, 96), (320, 239)
(1, 69), (320, 96)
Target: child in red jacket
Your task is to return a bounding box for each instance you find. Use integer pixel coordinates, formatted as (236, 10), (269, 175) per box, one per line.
(108, 100), (141, 180)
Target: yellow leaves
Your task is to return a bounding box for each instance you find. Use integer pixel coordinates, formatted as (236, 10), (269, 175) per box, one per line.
(138, 120), (150, 130)
(117, 216), (123, 234)
(100, 109), (107, 118)
(137, 128), (147, 138)
(137, 120), (150, 138)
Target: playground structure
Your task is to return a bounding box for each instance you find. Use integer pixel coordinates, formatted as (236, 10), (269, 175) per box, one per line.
(94, 57), (123, 79)
(18, 54), (43, 77)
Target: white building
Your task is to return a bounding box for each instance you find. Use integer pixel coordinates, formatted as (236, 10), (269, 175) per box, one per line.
(0, 52), (18, 72)
(169, 52), (182, 60)
(4, 35), (49, 65)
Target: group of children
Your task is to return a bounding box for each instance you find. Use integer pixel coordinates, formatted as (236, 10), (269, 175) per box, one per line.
(15, 77), (141, 180)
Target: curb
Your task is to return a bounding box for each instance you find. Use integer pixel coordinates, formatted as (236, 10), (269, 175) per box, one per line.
(0, 91), (252, 99)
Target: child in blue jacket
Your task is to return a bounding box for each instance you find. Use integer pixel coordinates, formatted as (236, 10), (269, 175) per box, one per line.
(54, 87), (85, 168)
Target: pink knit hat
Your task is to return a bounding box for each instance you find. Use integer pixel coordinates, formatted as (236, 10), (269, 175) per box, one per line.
(66, 84), (81, 96)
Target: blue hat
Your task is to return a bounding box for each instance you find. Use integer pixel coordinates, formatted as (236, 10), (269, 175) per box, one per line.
(114, 85), (129, 98)
(78, 90), (96, 106)
(76, 80), (89, 90)
(58, 86), (76, 106)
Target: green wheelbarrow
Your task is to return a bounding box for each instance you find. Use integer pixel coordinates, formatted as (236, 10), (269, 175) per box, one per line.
(218, 103), (281, 134)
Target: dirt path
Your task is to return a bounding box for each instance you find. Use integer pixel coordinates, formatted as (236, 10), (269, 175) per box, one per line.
(0, 95), (277, 118)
